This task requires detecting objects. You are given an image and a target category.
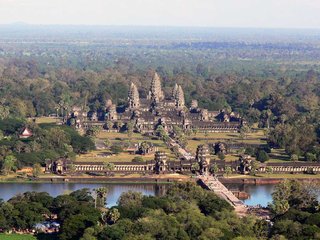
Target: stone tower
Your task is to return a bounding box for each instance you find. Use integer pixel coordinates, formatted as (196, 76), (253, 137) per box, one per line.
(200, 109), (209, 121)
(154, 151), (168, 174)
(128, 82), (140, 109)
(196, 144), (211, 174)
(191, 99), (198, 110)
(176, 85), (185, 109)
(172, 83), (178, 99)
(108, 104), (118, 120)
(148, 72), (164, 103)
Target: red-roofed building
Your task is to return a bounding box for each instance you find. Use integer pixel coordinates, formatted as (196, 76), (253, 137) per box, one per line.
(19, 127), (33, 139)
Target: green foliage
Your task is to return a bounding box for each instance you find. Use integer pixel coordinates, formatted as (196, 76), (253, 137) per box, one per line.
(117, 191), (143, 208)
(0, 121), (94, 168)
(224, 165), (232, 177)
(110, 145), (123, 154)
(132, 156), (144, 163)
(0, 234), (36, 240)
(1, 155), (17, 175)
(305, 152), (317, 162)
(244, 147), (256, 156)
(209, 163), (219, 175)
(268, 121), (317, 156)
(198, 191), (233, 217)
(0, 118), (25, 135)
(290, 154), (299, 162)
(1, 182), (319, 240)
(32, 163), (42, 177)
(269, 180), (319, 216)
(256, 150), (269, 163)
(217, 152), (225, 161)
(85, 126), (102, 139)
(94, 187), (108, 208)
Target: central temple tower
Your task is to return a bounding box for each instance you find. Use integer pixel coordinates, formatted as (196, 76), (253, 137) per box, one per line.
(147, 72), (164, 104)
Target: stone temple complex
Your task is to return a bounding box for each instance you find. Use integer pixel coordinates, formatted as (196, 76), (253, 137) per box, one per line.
(68, 72), (243, 133)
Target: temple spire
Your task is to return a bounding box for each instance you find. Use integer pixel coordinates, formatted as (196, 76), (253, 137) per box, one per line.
(128, 82), (140, 109)
(148, 72), (164, 103)
(176, 85), (185, 109)
(172, 83), (178, 99)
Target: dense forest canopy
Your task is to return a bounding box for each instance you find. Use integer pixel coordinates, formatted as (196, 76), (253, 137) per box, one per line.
(0, 26), (319, 112)
(1, 181), (320, 239)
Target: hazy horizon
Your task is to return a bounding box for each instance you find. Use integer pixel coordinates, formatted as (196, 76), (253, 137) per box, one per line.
(0, 0), (319, 29)
(2, 23), (320, 30)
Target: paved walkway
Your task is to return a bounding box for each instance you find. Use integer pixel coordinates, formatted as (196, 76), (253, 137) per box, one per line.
(166, 132), (247, 216)
(167, 136), (194, 160)
(198, 175), (248, 216)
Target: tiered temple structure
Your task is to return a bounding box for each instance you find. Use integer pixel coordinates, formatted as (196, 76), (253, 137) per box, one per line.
(68, 72), (243, 133)
(196, 145), (211, 174)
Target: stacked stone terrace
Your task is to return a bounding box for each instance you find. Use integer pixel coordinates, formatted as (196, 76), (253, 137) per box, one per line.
(68, 72), (243, 133)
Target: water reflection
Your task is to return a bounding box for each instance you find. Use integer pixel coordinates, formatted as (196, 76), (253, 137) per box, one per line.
(0, 182), (282, 208)
(0, 183), (166, 207)
(225, 183), (275, 207)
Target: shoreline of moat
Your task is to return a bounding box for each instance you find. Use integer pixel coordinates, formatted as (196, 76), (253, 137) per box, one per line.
(1, 174), (320, 184)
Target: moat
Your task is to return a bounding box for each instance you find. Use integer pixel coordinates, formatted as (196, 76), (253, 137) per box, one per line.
(0, 182), (276, 207)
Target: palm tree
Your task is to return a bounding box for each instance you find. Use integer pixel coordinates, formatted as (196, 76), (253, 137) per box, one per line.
(210, 163), (219, 176)
(224, 166), (232, 178)
(126, 121), (134, 138)
(32, 163), (42, 177)
(106, 208), (120, 224)
(94, 187), (109, 208)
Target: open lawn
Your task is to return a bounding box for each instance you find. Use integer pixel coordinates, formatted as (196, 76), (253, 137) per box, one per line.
(187, 129), (292, 164)
(267, 149), (290, 162)
(77, 150), (155, 162)
(30, 117), (59, 124)
(189, 128), (266, 142)
(77, 131), (177, 163)
(97, 131), (144, 140)
(80, 129), (291, 164)
(187, 128), (267, 153)
(0, 234), (36, 240)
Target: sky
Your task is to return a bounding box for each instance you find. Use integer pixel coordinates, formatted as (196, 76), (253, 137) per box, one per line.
(0, 0), (319, 28)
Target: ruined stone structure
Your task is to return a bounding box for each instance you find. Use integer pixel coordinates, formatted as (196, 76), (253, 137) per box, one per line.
(128, 82), (140, 109)
(154, 151), (168, 173)
(46, 152), (193, 175)
(196, 145), (211, 174)
(45, 151), (320, 176)
(67, 71), (243, 133)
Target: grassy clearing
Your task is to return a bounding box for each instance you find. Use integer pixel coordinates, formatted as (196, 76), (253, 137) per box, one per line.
(81, 129), (291, 164)
(267, 149), (290, 162)
(0, 234), (36, 240)
(187, 129), (290, 163)
(187, 128), (266, 152)
(189, 128), (265, 141)
(31, 117), (59, 124)
(77, 131), (177, 163)
(77, 150), (155, 162)
(97, 131), (144, 140)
